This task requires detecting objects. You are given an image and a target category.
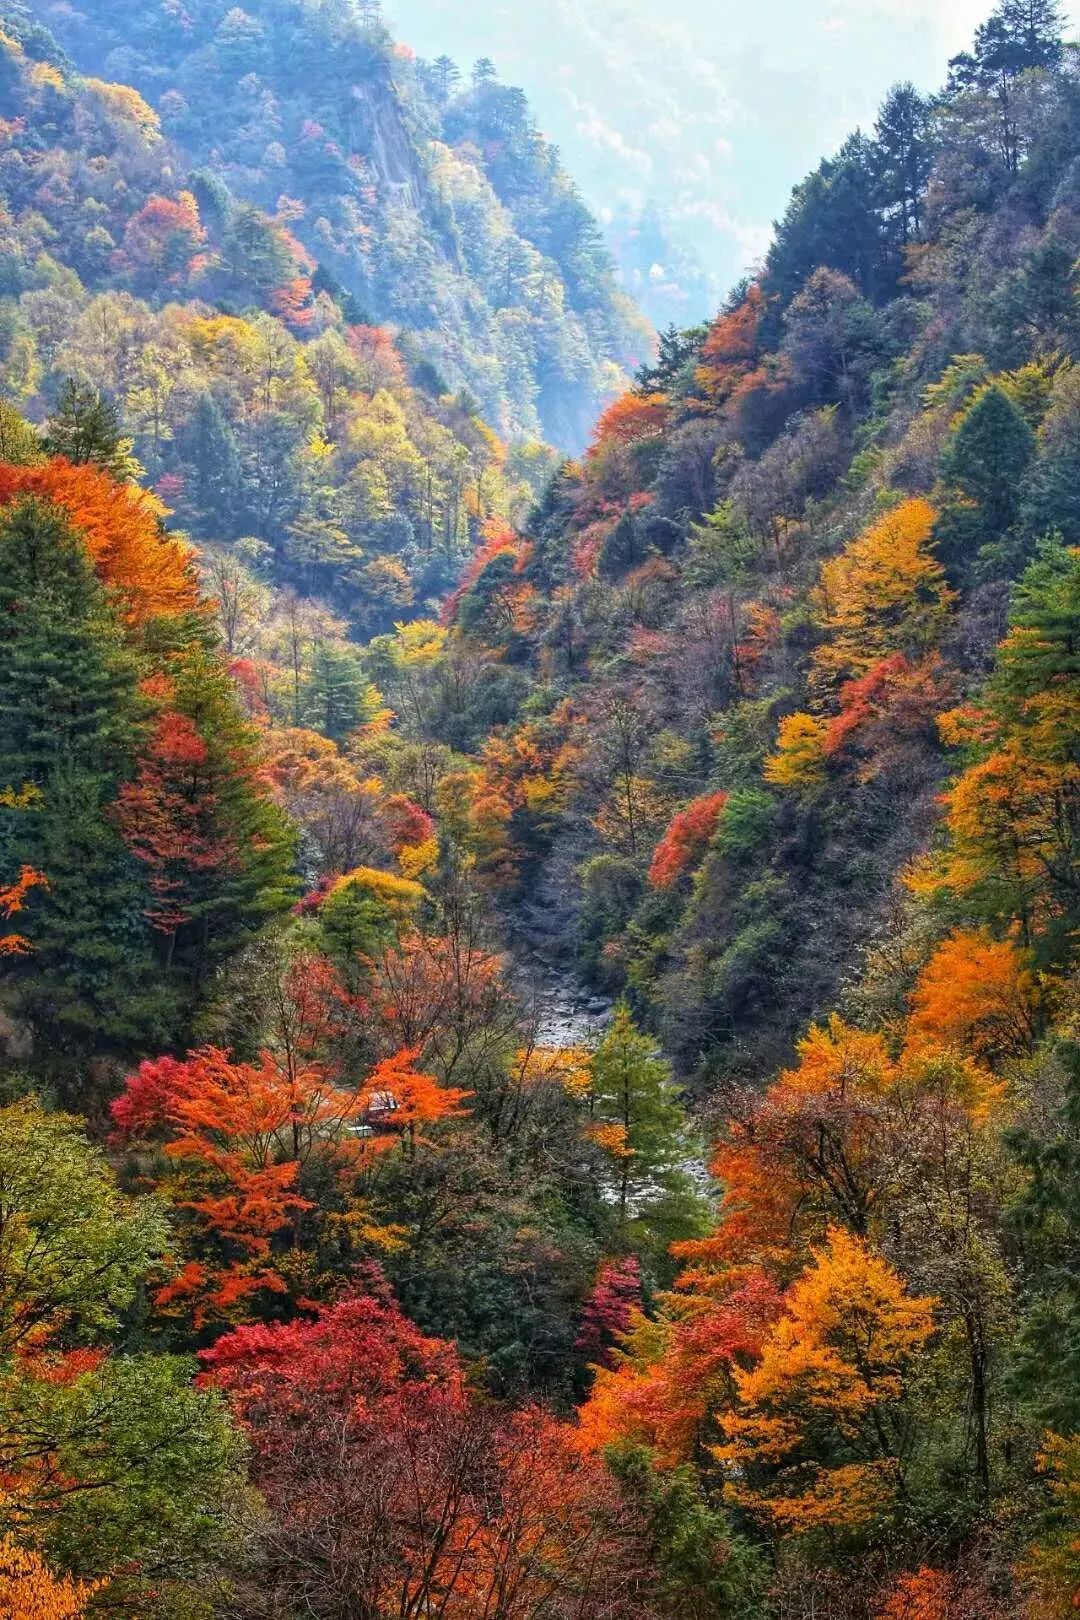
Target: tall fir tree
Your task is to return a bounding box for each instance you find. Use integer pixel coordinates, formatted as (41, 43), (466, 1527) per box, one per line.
(0, 498), (168, 1057)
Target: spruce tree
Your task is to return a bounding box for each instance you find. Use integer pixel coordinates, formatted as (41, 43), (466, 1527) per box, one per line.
(936, 383), (1035, 573)
(0, 498), (168, 1057)
(44, 379), (140, 481)
(178, 392), (244, 537)
(165, 643), (296, 998)
(301, 643), (369, 742)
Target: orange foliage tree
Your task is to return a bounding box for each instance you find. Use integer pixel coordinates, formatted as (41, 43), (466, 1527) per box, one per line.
(111, 1036), (469, 1323)
(590, 390), (670, 451)
(906, 928), (1038, 1060)
(0, 459), (199, 623)
(0, 1537), (101, 1620)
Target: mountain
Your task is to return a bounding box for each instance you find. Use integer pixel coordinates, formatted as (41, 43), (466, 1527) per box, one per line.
(0, 3), (1078, 1618)
(437, 5), (1080, 1087)
(387, 0), (1007, 314)
(0, 1), (637, 639)
(21, 0), (649, 449)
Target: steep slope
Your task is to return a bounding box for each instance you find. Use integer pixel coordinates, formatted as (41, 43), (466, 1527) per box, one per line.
(0, 9), (563, 643)
(432, 5), (1080, 1088)
(19, 0), (649, 448)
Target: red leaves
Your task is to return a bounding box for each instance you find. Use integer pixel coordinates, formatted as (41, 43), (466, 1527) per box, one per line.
(200, 1282), (459, 1415)
(382, 793), (436, 855)
(114, 710), (236, 936)
(270, 276), (315, 330)
(648, 791), (727, 888)
(575, 1256), (641, 1368)
(823, 653), (952, 779)
(201, 1287), (650, 1618)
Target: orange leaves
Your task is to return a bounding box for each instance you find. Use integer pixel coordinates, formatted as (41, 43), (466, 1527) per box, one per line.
(907, 929), (1038, 1061)
(359, 1046), (470, 1153)
(577, 1268), (783, 1467)
(590, 390), (669, 452)
(121, 189), (207, 282)
(0, 459), (199, 623)
(648, 791), (727, 888)
(111, 1034), (468, 1323)
(585, 1119), (633, 1158)
(0, 864), (46, 955)
(875, 1568), (960, 1620)
(202, 1289), (646, 1620)
(715, 1227), (935, 1531)
(270, 275), (315, 329)
(697, 283), (765, 402)
(0, 1536), (102, 1620)
(346, 323), (407, 393)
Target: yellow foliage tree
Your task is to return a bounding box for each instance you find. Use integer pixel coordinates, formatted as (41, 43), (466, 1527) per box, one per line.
(764, 712), (829, 790)
(715, 1226), (936, 1532)
(0, 1536), (101, 1619)
(811, 498), (953, 689)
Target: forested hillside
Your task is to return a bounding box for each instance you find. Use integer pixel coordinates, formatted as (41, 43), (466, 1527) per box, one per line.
(0, 1), (1078, 1617)
(16, 0), (647, 448)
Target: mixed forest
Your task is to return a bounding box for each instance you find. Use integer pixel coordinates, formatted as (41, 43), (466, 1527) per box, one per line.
(0, 0), (1078, 1616)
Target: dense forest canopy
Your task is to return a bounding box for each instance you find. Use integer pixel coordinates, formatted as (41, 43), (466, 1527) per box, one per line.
(21, 0), (649, 449)
(0, 0), (1078, 1616)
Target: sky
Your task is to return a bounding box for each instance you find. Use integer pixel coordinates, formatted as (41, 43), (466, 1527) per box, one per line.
(387, 0), (1080, 317)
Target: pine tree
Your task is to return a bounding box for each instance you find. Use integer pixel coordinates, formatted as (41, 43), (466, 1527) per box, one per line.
(44, 379), (140, 481)
(936, 383), (1034, 572)
(874, 83), (932, 246)
(0, 498), (167, 1055)
(179, 392), (243, 537)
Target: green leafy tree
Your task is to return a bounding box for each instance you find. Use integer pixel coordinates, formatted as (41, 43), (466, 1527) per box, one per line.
(1008, 1040), (1080, 1431)
(0, 1096), (244, 1613)
(609, 1447), (769, 1620)
(0, 398), (43, 466)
